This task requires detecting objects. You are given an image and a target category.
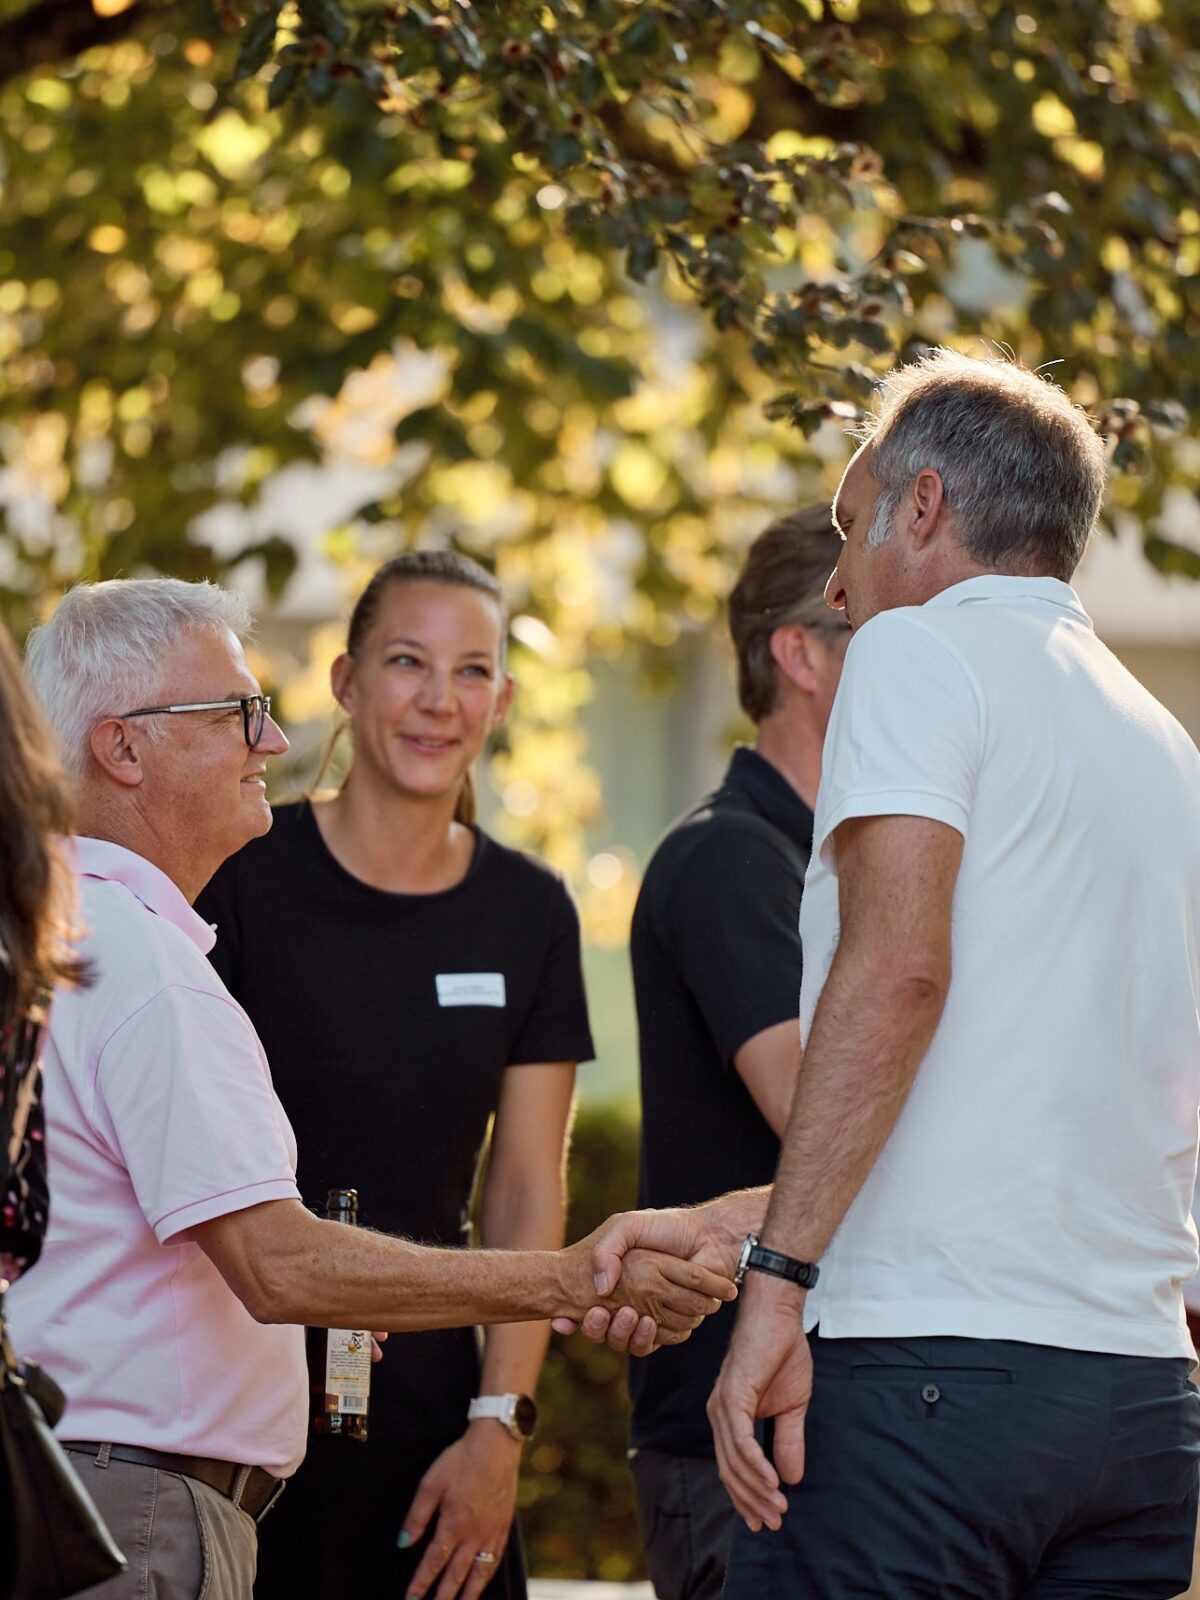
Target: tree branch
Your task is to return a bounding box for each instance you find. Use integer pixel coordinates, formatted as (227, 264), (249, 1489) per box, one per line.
(0, 0), (193, 89)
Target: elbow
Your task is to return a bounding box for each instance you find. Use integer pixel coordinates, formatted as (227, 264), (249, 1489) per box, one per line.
(236, 1258), (304, 1327)
(857, 946), (951, 1023)
(239, 1281), (287, 1327)
(890, 957), (951, 1019)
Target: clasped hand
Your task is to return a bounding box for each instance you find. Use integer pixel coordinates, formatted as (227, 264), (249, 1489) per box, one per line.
(555, 1215), (737, 1353)
(553, 1199), (747, 1354)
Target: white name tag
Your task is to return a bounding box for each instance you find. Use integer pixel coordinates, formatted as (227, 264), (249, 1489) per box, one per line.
(436, 972), (506, 1008)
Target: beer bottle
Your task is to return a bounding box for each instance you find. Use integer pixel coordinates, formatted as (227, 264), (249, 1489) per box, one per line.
(306, 1188), (371, 1441)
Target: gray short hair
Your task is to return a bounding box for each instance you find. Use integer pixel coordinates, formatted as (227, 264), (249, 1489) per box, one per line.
(858, 348), (1107, 580)
(25, 578), (251, 774)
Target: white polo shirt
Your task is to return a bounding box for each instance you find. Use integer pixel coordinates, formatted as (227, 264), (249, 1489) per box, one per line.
(7, 839), (309, 1475)
(800, 576), (1200, 1360)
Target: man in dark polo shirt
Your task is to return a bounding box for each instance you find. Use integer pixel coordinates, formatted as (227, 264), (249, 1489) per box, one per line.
(628, 506), (848, 1600)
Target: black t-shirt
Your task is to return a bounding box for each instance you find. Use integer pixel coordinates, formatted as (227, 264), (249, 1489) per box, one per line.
(196, 800), (593, 1448)
(628, 746), (813, 1457)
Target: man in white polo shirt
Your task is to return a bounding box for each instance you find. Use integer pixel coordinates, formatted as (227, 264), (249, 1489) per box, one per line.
(9, 578), (733, 1600)
(584, 349), (1200, 1598)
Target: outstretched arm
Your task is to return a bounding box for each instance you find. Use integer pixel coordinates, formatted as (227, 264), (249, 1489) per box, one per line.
(194, 1195), (735, 1336)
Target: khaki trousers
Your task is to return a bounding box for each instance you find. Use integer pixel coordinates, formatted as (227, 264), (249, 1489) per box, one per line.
(63, 1448), (258, 1599)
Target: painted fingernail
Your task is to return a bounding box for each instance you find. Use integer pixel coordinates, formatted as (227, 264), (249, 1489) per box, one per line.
(396, 1530), (412, 1549)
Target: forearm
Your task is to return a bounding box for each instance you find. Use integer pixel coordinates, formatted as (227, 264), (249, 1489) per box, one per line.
(208, 1206), (579, 1331)
(479, 1180), (566, 1393)
(763, 949), (946, 1262)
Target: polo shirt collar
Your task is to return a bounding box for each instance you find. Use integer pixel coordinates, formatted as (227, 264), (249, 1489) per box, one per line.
(924, 574), (1093, 630)
(73, 836), (216, 954)
(721, 746), (814, 848)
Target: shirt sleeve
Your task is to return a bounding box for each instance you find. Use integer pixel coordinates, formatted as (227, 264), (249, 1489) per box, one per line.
(815, 610), (984, 868)
(507, 880), (595, 1066)
(657, 824), (805, 1067)
(92, 984), (300, 1246)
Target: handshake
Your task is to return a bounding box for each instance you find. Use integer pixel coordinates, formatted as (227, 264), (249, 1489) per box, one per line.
(549, 1188), (768, 1355)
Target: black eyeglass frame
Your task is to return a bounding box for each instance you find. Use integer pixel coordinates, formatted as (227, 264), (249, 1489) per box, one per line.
(116, 694), (271, 749)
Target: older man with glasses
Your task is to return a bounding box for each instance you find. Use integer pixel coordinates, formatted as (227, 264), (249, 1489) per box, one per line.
(8, 577), (734, 1600)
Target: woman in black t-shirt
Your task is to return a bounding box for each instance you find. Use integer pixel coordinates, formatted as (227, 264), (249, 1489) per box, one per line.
(197, 552), (593, 1600)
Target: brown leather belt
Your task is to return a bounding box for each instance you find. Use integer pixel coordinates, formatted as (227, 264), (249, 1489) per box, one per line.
(63, 1441), (286, 1523)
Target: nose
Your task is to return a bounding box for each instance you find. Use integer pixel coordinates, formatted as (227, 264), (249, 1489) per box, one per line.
(824, 565), (847, 612)
(416, 668), (456, 714)
(258, 714), (290, 756)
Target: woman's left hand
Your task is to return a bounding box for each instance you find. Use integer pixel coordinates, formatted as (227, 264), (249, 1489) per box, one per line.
(399, 1424), (521, 1600)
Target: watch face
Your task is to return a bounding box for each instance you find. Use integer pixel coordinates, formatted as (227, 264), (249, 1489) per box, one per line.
(513, 1393), (538, 1439)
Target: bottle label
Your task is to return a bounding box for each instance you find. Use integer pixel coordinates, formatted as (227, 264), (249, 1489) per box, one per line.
(324, 1330), (371, 1414)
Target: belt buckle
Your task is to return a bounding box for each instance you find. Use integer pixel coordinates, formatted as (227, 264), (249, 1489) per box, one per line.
(256, 1475), (287, 1524)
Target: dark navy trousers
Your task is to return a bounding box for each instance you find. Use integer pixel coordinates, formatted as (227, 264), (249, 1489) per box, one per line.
(723, 1333), (1200, 1600)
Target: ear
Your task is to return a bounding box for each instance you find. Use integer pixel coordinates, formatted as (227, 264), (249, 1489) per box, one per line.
(769, 625), (821, 696)
(906, 468), (947, 551)
(88, 718), (146, 789)
(330, 652), (355, 714)
(490, 672), (515, 731)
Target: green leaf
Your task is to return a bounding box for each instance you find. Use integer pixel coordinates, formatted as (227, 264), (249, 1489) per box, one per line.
(624, 10), (664, 54)
(267, 62), (301, 107)
(1144, 534), (1200, 580)
(626, 234), (658, 283)
(234, 11), (279, 80)
(548, 133), (585, 172)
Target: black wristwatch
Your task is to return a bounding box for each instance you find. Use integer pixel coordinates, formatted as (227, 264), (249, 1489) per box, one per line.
(743, 1238), (820, 1290)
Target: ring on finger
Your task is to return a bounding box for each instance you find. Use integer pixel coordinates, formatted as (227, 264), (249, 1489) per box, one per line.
(473, 1552), (497, 1565)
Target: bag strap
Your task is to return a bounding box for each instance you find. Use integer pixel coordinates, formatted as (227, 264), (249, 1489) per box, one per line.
(0, 1286), (18, 1384)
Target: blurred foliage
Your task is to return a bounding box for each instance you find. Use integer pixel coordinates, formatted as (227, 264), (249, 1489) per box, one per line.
(1, 0), (1199, 893)
(521, 1100), (645, 1581)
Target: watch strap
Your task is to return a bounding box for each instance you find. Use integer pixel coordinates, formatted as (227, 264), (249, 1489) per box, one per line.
(467, 1392), (537, 1440)
(744, 1243), (820, 1289)
(467, 1395), (513, 1423)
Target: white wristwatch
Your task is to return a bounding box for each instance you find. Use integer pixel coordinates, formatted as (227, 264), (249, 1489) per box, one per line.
(467, 1392), (538, 1441)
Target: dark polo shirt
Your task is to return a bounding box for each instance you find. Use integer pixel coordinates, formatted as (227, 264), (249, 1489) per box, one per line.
(629, 745), (814, 1457)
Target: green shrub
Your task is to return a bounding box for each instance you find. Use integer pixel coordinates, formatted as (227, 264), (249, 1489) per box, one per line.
(521, 1102), (646, 1581)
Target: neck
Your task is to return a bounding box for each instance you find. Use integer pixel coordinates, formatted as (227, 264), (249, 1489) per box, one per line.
(75, 793), (210, 904)
(314, 769), (470, 894)
(753, 710), (824, 812)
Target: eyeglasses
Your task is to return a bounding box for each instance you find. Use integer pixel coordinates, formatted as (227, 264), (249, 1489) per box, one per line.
(117, 694), (272, 749)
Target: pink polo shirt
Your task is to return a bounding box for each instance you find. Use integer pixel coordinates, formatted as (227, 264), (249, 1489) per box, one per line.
(6, 838), (308, 1477)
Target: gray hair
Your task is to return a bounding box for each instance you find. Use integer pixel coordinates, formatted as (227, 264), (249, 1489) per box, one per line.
(25, 578), (251, 775)
(858, 348), (1107, 580)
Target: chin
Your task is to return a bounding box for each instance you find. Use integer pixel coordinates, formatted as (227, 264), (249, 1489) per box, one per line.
(241, 796), (274, 837)
(388, 763), (467, 802)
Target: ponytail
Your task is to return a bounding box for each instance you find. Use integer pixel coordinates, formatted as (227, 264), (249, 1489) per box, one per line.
(307, 714), (350, 799)
(454, 770), (477, 826)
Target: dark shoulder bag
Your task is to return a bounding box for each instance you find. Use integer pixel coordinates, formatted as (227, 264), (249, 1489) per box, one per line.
(0, 1306), (128, 1600)
(0, 994), (127, 1600)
